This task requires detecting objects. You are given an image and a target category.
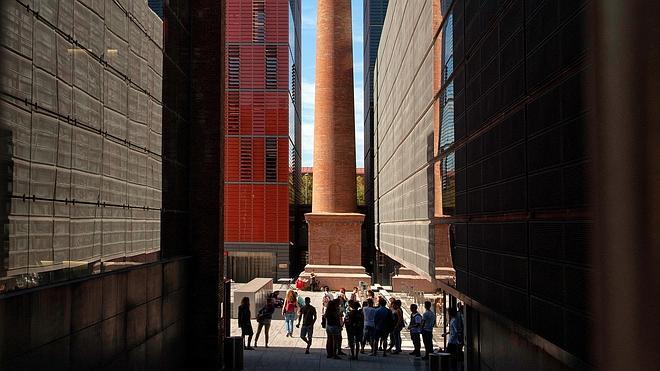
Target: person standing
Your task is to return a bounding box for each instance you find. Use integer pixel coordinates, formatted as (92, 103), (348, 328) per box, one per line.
(434, 297), (444, 327)
(373, 297), (391, 357)
(309, 271), (317, 291)
(296, 297), (317, 354)
(324, 299), (342, 359)
(445, 307), (462, 369)
(254, 298), (275, 348)
(337, 288), (349, 314)
(408, 303), (423, 357)
(322, 286), (334, 315)
(361, 299), (376, 354)
(238, 297), (254, 350)
(387, 297), (397, 352)
(283, 290), (299, 337)
(345, 300), (364, 360)
(350, 286), (360, 303)
(391, 299), (404, 354)
(421, 301), (436, 360)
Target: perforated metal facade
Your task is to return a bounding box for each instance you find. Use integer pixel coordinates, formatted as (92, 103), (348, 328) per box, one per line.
(0, 0), (163, 291)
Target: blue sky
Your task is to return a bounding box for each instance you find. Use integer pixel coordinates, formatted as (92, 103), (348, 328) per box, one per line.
(300, 0), (364, 168)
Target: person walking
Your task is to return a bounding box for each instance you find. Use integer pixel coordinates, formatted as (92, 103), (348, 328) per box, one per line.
(345, 300), (364, 360)
(421, 300), (436, 360)
(283, 290), (299, 337)
(254, 298), (275, 348)
(296, 290), (306, 310)
(373, 297), (392, 357)
(408, 303), (423, 357)
(238, 297), (254, 350)
(361, 299), (376, 354)
(391, 299), (404, 354)
(324, 299), (342, 359)
(296, 297), (317, 354)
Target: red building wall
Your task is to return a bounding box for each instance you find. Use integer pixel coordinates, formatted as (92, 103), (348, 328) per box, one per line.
(224, 0), (290, 244)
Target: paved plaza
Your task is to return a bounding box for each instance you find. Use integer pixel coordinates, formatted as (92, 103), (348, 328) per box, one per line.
(231, 289), (440, 371)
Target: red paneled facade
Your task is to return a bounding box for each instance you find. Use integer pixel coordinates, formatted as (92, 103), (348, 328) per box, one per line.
(224, 0), (301, 281)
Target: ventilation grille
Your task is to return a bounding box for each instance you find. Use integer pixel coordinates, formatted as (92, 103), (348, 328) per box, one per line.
(252, 0), (265, 43)
(265, 46), (277, 89)
(265, 137), (277, 182)
(240, 137), (252, 181)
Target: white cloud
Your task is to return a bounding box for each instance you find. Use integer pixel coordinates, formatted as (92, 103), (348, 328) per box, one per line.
(353, 61), (364, 78)
(302, 14), (316, 30)
(354, 81), (364, 167)
(301, 79), (315, 166)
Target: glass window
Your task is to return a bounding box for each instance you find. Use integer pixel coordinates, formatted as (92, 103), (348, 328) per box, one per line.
(440, 81), (455, 151)
(441, 151), (456, 215)
(442, 13), (454, 82)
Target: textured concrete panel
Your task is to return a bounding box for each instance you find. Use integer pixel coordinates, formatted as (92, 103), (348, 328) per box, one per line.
(374, 0), (436, 279)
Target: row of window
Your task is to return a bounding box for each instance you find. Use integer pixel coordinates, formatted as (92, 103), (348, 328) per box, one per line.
(236, 137), (280, 182)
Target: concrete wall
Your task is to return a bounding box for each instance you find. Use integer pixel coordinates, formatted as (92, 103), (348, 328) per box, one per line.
(374, 0), (436, 279)
(0, 258), (189, 370)
(0, 0), (163, 288)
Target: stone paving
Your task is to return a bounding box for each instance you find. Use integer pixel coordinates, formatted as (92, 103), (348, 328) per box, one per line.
(230, 288), (440, 371)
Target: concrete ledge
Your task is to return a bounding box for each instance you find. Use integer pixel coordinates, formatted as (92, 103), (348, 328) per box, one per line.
(299, 264), (371, 291)
(303, 265), (368, 274)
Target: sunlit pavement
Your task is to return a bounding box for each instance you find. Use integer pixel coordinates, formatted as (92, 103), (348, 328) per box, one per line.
(231, 289), (434, 371)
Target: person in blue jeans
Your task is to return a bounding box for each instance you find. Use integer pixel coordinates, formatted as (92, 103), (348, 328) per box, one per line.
(408, 303), (423, 357)
(282, 290), (299, 337)
(361, 299), (376, 354)
(421, 300), (436, 360)
(373, 297), (391, 357)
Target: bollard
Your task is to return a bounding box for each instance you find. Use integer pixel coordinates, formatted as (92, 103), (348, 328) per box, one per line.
(428, 352), (451, 371)
(224, 336), (244, 370)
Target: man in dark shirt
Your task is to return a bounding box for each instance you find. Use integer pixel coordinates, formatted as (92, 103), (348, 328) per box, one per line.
(373, 297), (391, 357)
(296, 297), (317, 354)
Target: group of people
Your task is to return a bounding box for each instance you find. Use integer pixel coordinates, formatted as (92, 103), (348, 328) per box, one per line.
(237, 286), (464, 367)
(237, 289), (316, 352)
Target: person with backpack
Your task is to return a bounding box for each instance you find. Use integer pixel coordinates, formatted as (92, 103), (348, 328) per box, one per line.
(282, 290), (299, 337)
(408, 303), (423, 357)
(237, 297), (254, 350)
(254, 298), (275, 348)
(421, 300), (436, 360)
(345, 300), (364, 360)
(373, 297), (392, 357)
